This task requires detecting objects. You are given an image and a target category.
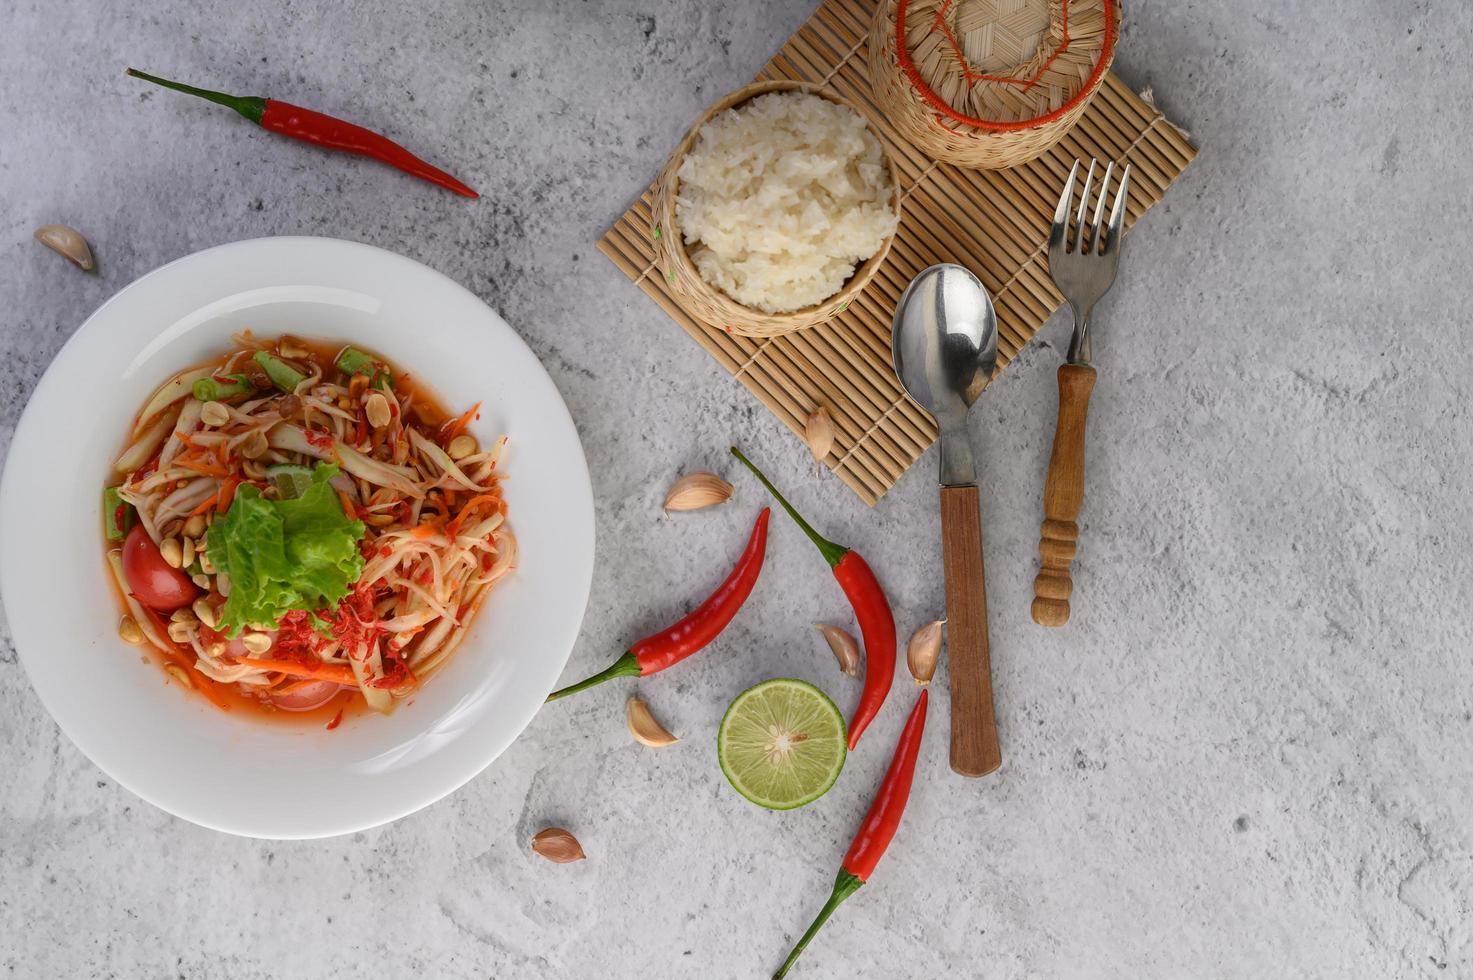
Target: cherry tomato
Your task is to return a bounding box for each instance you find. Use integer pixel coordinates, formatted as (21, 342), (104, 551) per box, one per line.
(120, 525), (198, 611)
(268, 680), (343, 712)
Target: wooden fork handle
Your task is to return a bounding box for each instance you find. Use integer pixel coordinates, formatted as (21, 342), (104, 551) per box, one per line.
(1032, 363), (1097, 628)
(940, 483), (1000, 777)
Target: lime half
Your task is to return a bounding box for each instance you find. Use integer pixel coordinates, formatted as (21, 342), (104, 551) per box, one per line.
(266, 464), (314, 500)
(718, 678), (847, 810)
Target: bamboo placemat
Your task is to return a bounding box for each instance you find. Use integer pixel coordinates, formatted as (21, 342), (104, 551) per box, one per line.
(597, 0), (1196, 505)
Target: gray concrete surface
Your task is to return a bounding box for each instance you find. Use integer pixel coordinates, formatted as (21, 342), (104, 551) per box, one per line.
(3, 1), (1470, 977)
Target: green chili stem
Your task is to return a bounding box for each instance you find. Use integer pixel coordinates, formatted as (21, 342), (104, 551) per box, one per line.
(125, 68), (267, 125)
(545, 651), (641, 702)
(730, 447), (847, 569)
(772, 870), (863, 979)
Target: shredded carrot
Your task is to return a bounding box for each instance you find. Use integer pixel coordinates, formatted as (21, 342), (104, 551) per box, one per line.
(446, 493), (501, 537)
(175, 430), (199, 448)
(189, 493), (220, 516)
(176, 445), (231, 474)
(441, 401), (482, 442)
(410, 520), (442, 540)
(231, 658), (357, 685)
(177, 457), (231, 477)
(217, 477), (239, 514)
(459, 492), (501, 513)
(337, 490), (358, 521)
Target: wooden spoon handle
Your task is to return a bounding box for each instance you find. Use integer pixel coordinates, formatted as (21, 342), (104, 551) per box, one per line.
(940, 483), (1000, 777)
(1032, 363), (1097, 627)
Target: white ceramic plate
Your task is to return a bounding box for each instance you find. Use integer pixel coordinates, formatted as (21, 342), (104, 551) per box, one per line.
(0, 237), (594, 839)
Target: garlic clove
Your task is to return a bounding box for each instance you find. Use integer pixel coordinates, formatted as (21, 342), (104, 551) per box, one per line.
(906, 619), (945, 685)
(814, 623), (860, 677)
(804, 407), (835, 468)
(34, 224), (95, 271)
(663, 472), (733, 512)
(626, 696), (679, 747)
(532, 827), (586, 864)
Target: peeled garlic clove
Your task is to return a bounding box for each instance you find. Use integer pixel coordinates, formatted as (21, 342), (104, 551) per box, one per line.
(814, 623), (859, 677)
(804, 407), (835, 467)
(626, 696), (679, 747)
(34, 224), (95, 271)
(907, 619), (945, 685)
(663, 472), (733, 512)
(532, 827), (586, 864)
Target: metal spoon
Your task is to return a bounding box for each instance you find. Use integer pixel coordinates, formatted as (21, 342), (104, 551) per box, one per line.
(892, 264), (1001, 777)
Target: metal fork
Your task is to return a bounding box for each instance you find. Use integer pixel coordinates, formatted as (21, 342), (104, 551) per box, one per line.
(1031, 158), (1131, 627)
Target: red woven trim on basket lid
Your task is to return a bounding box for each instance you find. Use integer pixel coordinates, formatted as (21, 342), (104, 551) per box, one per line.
(895, 0), (1117, 132)
(928, 0), (1069, 92)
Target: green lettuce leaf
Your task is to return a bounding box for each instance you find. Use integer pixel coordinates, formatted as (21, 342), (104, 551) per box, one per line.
(206, 463), (366, 635)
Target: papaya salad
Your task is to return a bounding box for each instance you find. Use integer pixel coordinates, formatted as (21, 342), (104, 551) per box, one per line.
(103, 335), (515, 722)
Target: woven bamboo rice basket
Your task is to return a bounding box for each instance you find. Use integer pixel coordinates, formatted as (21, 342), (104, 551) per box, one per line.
(652, 80), (900, 339)
(869, 0), (1121, 170)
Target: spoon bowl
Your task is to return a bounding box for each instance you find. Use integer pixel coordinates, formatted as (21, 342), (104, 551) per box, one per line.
(890, 263), (1001, 778)
(892, 264), (998, 485)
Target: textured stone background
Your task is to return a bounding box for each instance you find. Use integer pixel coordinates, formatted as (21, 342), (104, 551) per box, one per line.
(2, 2), (1470, 978)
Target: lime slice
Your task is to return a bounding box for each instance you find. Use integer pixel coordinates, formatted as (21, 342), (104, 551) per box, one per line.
(718, 678), (847, 810)
(266, 464), (314, 500)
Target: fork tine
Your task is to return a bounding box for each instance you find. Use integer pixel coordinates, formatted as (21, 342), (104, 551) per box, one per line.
(1104, 164), (1131, 253)
(1086, 162), (1114, 254)
(1049, 160), (1079, 253)
(1073, 159), (1097, 251)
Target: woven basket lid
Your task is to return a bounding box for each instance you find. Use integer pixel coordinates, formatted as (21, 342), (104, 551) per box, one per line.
(897, 0), (1117, 130)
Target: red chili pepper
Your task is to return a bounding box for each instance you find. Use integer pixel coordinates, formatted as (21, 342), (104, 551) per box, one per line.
(545, 508), (770, 702)
(731, 448), (895, 749)
(772, 689), (928, 980)
(125, 68), (478, 199)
